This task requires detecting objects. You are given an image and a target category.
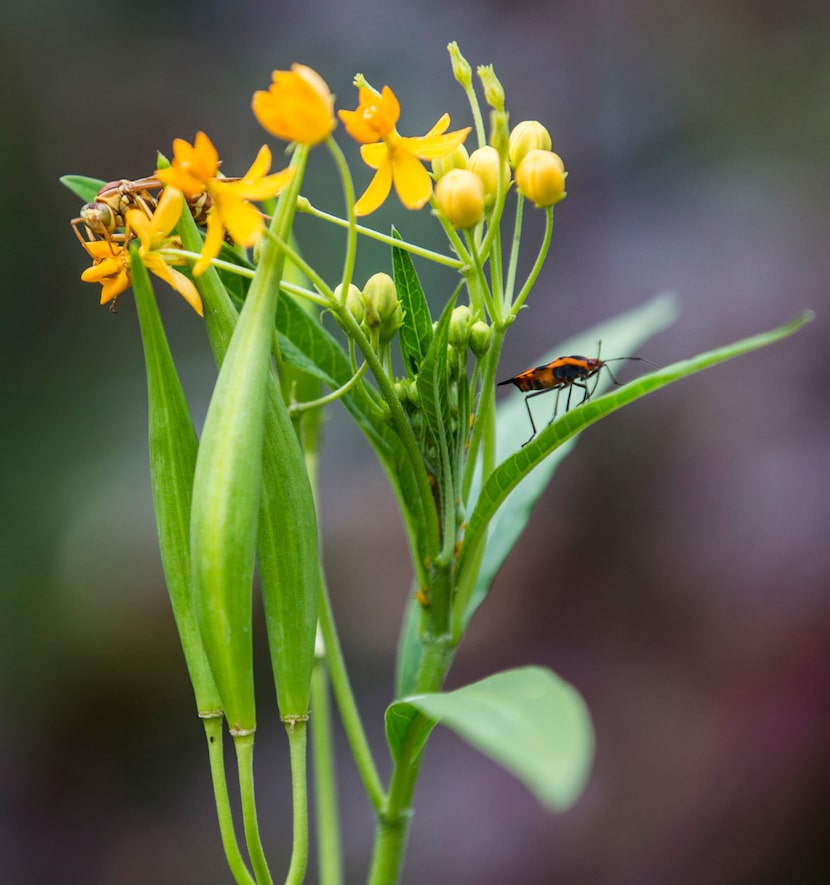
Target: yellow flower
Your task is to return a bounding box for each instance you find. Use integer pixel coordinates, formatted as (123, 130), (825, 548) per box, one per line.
(80, 188), (204, 315)
(127, 187), (204, 315)
(157, 131), (295, 275)
(338, 85), (471, 216)
(252, 64), (335, 145)
(81, 241), (131, 309)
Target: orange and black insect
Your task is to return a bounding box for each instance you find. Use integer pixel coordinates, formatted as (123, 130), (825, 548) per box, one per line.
(498, 342), (658, 446)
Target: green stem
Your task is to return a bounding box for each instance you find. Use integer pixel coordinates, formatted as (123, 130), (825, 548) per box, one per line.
(317, 581), (386, 812)
(296, 199), (462, 268)
(284, 721), (310, 885)
(310, 656), (343, 885)
(234, 733), (274, 885)
(367, 641), (455, 885)
(511, 207), (554, 315)
(203, 717), (256, 885)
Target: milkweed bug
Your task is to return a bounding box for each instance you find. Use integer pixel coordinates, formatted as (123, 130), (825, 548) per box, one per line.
(497, 341), (658, 446)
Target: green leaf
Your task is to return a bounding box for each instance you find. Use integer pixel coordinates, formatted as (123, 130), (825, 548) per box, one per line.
(60, 174), (106, 203)
(391, 228), (434, 377)
(387, 666), (594, 810)
(458, 293), (679, 624)
(456, 307), (814, 626)
(129, 249), (221, 716)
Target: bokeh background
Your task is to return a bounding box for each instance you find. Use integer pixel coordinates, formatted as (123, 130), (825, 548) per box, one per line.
(2, 1), (829, 883)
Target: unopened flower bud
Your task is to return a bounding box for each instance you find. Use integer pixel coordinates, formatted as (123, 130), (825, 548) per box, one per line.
(477, 64), (505, 111)
(434, 169), (485, 229)
(379, 302), (404, 344)
(508, 120), (552, 168)
(448, 305), (473, 348)
(447, 42), (473, 89)
(469, 320), (492, 357)
(468, 146), (509, 208)
(334, 282), (361, 306)
(361, 272), (398, 329)
(432, 144), (469, 180)
(344, 283), (364, 324)
(490, 111), (510, 159)
(514, 149), (567, 208)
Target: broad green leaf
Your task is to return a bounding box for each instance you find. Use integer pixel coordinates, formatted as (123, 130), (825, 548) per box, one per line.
(459, 293), (679, 624)
(60, 174), (105, 203)
(387, 666), (594, 810)
(129, 249), (220, 716)
(392, 228), (434, 377)
(455, 308), (814, 626)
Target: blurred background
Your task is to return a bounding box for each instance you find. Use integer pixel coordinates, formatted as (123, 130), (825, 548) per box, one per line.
(2, 0), (829, 882)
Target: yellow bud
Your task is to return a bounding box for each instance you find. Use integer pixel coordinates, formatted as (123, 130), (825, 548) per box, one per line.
(361, 272), (399, 329)
(468, 146), (510, 208)
(432, 144), (469, 180)
(434, 169), (485, 229)
(514, 149), (567, 208)
(508, 120), (552, 168)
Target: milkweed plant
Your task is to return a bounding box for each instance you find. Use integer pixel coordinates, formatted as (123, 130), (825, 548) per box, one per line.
(62, 43), (812, 885)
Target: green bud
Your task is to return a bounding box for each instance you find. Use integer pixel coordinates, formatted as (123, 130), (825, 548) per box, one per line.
(344, 283), (364, 324)
(469, 320), (492, 357)
(477, 64), (505, 111)
(380, 302), (404, 344)
(490, 110), (511, 160)
(361, 272), (398, 329)
(432, 144), (469, 180)
(447, 41), (473, 89)
(448, 304), (474, 348)
(508, 120), (552, 168)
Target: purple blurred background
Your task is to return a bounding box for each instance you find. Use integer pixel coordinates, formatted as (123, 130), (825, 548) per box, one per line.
(2, 1), (829, 882)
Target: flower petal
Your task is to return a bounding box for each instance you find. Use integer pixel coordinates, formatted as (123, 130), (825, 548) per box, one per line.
(403, 126), (471, 160)
(390, 150), (434, 209)
(216, 192), (264, 246)
(193, 211), (226, 276)
(354, 157), (393, 216)
(232, 167), (295, 201)
(359, 142), (389, 171)
(243, 145), (272, 181)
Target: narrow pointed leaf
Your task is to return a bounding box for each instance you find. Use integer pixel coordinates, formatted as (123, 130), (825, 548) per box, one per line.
(458, 293), (678, 624)
(391, 227), (434, 376)
(60, 174), (106, 203)
(189, 148), (309, 731)
(129, 249), (220, 715)
(456, 309), (814, 624)
(387, 666), (594, 810)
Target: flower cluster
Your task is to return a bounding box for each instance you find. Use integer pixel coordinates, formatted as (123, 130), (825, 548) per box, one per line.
(70, 50), (566, 330)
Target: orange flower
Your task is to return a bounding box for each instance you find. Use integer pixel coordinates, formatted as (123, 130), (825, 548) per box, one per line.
(252, 64), (335, 145)
(338, 85), (471, 215)
(81, 241), (131, 308)
(80, 188), (204, 314)
(158, 131), (294, 275)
